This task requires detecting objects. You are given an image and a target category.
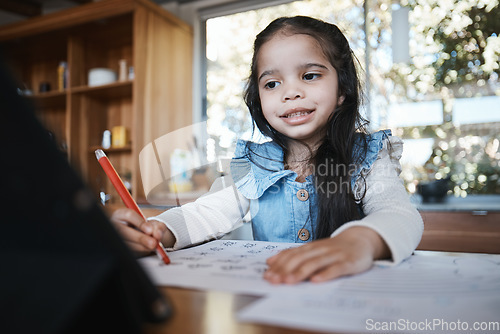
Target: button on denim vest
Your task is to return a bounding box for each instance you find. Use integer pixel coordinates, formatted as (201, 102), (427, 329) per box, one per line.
(230, 130), (392, 243)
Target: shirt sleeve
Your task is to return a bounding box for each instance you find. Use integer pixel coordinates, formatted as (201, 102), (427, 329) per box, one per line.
(148, 176), (250, 250)
(330, 136), (424, 265)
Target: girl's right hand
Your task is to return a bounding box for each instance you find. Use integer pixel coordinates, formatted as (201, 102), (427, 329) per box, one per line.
(110, 208), (174, 256)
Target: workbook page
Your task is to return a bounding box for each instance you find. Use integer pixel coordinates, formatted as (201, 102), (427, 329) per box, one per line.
(238, 251), (500, 333)
(140, 240), (500, 333)
(139, 239), (306, 295)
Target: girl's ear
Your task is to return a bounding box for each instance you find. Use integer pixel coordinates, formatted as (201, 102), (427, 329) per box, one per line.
(338, 95), (345, 106)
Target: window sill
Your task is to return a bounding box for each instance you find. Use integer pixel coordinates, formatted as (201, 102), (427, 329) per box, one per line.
(411, 194), (500, 212)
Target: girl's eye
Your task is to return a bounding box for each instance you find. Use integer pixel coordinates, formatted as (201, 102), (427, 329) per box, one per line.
(304, 73), (320, 81)
(264, 81), (280, 89)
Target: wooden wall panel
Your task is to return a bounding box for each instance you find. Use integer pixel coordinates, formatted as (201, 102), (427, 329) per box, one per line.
(133, 6), (193, 199)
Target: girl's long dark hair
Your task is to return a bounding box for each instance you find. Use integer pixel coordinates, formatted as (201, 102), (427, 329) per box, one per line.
(244, 16), (369, 238)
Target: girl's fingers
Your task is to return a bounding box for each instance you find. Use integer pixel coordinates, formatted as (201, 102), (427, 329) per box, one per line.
(266, 251), (367, 284)
(266, 251), (339, 284)
(111, 207), (141, 223)
(264, 244), (332, 283)
(309, 259), (356, 283)
(110, 208), (169, 254)
(264, 234), (377, 284)
(284, 252), (342, 284)
(111, 208), (153, 234)
(150, 220), (168, 241)
(267, 242), (326, 267)
(265, 248), (308, 276)
(114, 222), (158, 252)
(310, 255), (372, 283)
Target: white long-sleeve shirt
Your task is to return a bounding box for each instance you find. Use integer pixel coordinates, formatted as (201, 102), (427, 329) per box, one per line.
(151, 136), (423, 265)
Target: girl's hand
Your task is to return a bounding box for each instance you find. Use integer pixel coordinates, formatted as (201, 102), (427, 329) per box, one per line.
(263, 226), (390, 284)
(110, 208), (174, 256)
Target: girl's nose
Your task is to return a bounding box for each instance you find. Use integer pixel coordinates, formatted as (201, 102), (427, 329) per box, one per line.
(283, 82), (304, 101)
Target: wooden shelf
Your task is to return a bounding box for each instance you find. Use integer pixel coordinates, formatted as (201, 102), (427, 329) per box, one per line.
(0, 0), (193, 200)
(89, 145), (132, 154)
(31, 90), (67, 98)
(28, 91), (66, 109)
(72, 81), (133, 99)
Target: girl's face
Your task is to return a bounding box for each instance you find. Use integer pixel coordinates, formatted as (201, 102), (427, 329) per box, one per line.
(257, 33), (343, 147)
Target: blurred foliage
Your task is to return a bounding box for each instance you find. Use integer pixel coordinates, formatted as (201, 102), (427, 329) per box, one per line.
(430, 1), (500, 88)
(384, 0), (500, 195)
(417, 135), (500, 196)
(385, 0), (500, 100)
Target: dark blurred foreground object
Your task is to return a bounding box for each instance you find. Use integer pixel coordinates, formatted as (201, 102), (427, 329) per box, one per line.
(0, 55), (172, 334)
(417, 177), (451, 203)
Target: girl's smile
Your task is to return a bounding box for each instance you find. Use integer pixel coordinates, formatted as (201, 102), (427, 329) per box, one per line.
(257, 33), (343, 147)
(280, 107), (315, 125)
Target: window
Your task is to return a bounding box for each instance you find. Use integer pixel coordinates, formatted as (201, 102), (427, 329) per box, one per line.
(204, 0), (500, 200)
(367, 0), (500, 198)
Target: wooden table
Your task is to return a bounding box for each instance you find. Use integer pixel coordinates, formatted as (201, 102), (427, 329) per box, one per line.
(104, 204), (327, 333)
(107, 203), (500, 333)
(143, 287), (326, 334)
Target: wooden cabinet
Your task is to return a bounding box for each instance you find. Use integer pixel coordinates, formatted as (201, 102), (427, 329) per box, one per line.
(0, 0), (193, 202)
(417, 211), (500, 254)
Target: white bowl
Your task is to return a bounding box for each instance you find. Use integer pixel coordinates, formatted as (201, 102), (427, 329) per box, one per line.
(88, 68), (117, 87)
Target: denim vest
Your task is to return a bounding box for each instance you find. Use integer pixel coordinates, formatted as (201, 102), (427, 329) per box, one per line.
(230, 130), (392, 243)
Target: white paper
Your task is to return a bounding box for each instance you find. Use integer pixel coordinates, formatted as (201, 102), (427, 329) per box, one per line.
(238, 252), (500, 333)
(139, 241), (500, 333)
(238, 291), (500, 333)
(139, 239), (307, 295)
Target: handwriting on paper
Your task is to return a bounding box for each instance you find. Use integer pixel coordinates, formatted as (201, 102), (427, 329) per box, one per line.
(139, 239), (300, 295)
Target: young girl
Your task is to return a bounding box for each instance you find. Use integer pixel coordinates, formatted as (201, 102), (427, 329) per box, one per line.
(112, 16), (423, 284)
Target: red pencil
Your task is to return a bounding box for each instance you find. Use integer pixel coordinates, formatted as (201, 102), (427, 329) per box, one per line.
(95, 149), (170, 264)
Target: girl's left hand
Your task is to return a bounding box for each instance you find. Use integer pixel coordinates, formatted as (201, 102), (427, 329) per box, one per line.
(263, 226), (390, 284)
